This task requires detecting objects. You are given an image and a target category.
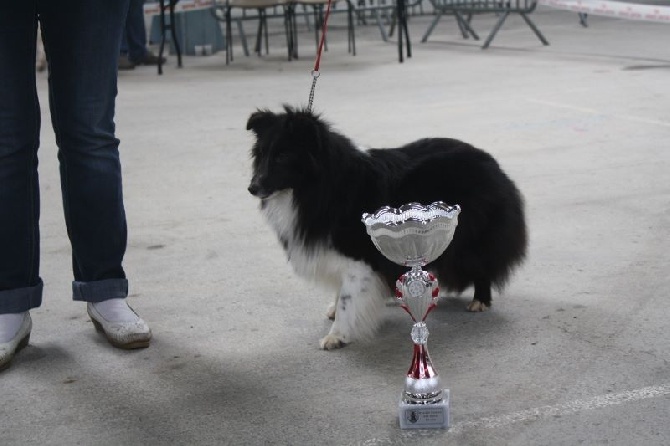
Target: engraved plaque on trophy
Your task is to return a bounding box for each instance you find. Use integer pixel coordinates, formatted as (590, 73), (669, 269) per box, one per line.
(362, 202), (460, 429)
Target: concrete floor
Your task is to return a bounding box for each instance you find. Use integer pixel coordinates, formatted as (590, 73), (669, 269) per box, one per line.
(3, 5), (669, 445)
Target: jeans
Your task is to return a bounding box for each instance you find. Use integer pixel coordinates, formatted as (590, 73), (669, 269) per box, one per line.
(0, 0), (131, 314)
(120, 0), (149, 63)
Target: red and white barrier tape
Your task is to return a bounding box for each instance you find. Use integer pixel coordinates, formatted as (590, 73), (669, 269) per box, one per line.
(539, 0), (670, 22)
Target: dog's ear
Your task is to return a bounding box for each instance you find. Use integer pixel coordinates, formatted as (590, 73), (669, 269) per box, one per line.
(246, 110), (276, 135)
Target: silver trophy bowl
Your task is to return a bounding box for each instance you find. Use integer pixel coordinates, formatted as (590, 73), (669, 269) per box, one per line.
(362, 201), (460, 429)
(362, 202), (460, 268)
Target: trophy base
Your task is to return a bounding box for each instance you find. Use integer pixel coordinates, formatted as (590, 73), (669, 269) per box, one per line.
(398, 389), (450, 430)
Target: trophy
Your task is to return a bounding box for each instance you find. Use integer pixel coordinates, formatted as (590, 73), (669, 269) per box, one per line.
(362, 202), (461, 429)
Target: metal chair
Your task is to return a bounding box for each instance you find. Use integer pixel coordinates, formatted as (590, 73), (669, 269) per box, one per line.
(421, 0), (549, 49)
(212, 0), (293, 64)
(286, 0), (357, 59)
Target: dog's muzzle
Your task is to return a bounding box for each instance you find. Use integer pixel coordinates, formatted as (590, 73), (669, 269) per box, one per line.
(247, 182), (261, 197)
(247, 180), (270, 199)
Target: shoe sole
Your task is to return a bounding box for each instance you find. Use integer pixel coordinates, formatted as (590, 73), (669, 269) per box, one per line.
(91, 318), (150, 350)
(0, 332), (31, 372)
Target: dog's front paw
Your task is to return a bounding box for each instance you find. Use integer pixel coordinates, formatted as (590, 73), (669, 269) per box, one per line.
(319, 334), (347, 350)
(466, 299), (490, 312)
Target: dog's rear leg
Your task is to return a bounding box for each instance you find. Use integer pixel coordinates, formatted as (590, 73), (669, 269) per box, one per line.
(319, 263), (387, 350)
(467, 279), (492, 312)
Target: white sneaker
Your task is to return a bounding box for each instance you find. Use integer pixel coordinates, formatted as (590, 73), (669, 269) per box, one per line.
(87, 300), (151, 349)
(0, 312), (32, 371)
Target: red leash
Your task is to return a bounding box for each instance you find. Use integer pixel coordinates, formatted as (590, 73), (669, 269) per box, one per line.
(307, 0), (334, 111)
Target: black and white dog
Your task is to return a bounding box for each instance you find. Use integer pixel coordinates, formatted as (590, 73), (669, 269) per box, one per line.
(247, 106), (527, 349)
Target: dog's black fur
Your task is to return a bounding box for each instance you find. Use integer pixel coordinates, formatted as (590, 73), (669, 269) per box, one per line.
(247, 106), (527, 346)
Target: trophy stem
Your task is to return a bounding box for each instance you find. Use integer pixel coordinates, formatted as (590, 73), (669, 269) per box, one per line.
(403, 322), (443, 404)
(399, 318), (450, 429)
(408, 337), (437, 380)
(409, 265), (423, 274)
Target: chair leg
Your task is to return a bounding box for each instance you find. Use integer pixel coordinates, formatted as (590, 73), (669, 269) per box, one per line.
(455, 11), (478, 40)
(320, 6), (328, 52)
(374, 10), (388, 42)
(284, 6), (295, 61)
(347, 0), (356, 55)
(455, 13), (467, 39)
(578, 12), (588, 28)
(482, 10), (508, 49)
(169, 0), (182, 67)
(225, 8), (233, 64)
(235, 19), (250, 56)
(303, 5), (312, 30)
(356, 0), (367, 26)
(388, 8), (396, 38)
(158, 0), (167, 75)
(313, 6), (320, 50)
(396, 0), (410, 62)
(255, 10), (264, 55)
(291, 5), (299, 59)
(402, 1), (411, 58)
(421, 11), (442, 43)
(263, 11), (270, 54)
(520, 12), (549, 46)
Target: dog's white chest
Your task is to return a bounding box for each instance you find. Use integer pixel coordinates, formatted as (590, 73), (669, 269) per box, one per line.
(261, 191), (353, 287)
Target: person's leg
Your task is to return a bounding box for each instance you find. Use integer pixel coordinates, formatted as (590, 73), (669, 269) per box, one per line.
(0, 1), (40, 369)
(39, 0), (150, 348)
(118, 1), (137, 71)
(125, 0), (164, 66)
(0, 2), (43, 314)
(120, 25), (130, 56)
(125, 0), (148, 63)
(40, 0), (129, 301)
